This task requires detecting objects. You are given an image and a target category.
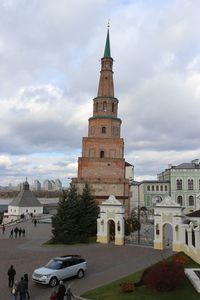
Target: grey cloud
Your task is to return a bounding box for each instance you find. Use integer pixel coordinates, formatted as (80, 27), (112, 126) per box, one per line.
(1, 1), (200, 184)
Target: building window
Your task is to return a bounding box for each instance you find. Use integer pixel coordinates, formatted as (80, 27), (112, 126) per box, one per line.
(192, 229), (195, 247)
(102, 126), (106, 134)
(112, 103), (114, 112)
(188, 179), (194, 190)
(177, 195), (183, 206)
(177, 179), (182, 190)
(160, 185), (163, 191)
(185, 230), (188, 245)
(100, 150), (105, 158)
(152, 185), (154, 191)
(103, 101), (107, 112)
(199, 179), (200, 190)
(189, 195), (194, 206)
(147, 185), (150, 191)
(95, 102), (98, 112)
(165, 185), (167, 191)
(156, 185), (159, 191)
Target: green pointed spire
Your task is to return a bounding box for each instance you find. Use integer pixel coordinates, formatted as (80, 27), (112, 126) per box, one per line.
(104, 28), (111, 58)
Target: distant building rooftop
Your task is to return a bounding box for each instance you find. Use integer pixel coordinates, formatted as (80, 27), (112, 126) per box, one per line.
(10, 180), (42, 207)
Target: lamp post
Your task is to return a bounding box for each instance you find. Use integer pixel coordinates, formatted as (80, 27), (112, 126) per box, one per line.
(137, 183), (140, 245)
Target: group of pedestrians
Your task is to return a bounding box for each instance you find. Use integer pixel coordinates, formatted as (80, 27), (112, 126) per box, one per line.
(50, 281), (74, 300)
(10, 227), (26, 238)
(7, 265), (30, 300)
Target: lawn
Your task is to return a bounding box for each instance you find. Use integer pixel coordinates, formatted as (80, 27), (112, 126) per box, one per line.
(82, 254), (200, 300)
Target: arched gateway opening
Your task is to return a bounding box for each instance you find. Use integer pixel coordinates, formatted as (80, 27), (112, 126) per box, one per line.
(163, 223), (173, 249)
(108, 220), (115, 242)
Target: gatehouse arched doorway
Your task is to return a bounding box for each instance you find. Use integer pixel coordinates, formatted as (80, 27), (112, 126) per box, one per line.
(163, 223), (173, 249)
(154, 196), (183, 252)
(108, 219), (115, 242)
(97, 195), (125, 245)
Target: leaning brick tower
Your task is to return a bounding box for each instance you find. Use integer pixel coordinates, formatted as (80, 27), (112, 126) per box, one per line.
(72, 27), (130, 212)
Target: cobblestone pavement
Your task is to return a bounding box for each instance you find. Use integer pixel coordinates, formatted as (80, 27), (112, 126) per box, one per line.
(0, 220), (172, 300)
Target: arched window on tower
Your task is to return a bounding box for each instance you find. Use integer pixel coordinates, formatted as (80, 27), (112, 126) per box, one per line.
(95, 102), (98, 112)
(102, 126), (106, 134)
(112, 102), (114, 112)
(103, 101), (107, 112)
(100, 150), (105, 158)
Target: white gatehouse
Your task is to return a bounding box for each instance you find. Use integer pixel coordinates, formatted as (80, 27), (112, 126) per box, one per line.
(154, 196), (184, 251)
(96, 195), (125, 245)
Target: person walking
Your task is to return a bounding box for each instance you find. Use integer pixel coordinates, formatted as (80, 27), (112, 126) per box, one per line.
(57, 281), (66, 300)
(9, 229), (14, 238)
(17, 277), (26, 300)
(7, 265), (16, 288)
(14, 227), (19, 238)
(34, 219), (37, 227)
(65, 286), (74, 300)
(24, 273), (30, 299)
(22, 228), (25, 237)
(19, 228), (22, 238)
(11, 280), (18, 300)
(50, 290), (57, 300)
(2, 223), (5, 234)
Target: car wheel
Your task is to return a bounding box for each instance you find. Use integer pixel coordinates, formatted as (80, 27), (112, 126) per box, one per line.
(77, 269), (84, 279)
(49, 276), (58, 287)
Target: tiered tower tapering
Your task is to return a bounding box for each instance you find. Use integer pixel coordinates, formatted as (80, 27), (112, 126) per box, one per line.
(72, 28), (130, 212)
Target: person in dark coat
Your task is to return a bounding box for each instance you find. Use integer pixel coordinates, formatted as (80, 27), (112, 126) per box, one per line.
(22, 228), (25, 237)
(17, 277), (26, 300)
(2, 223), (5, 234)
(57, 281), (66, 300)
(14, 227), (19, 238)
(24, 273), (30, 299)
(9, 229), (14, 238)
(19, 228), (22, 237)
(7, 265), (16, 287)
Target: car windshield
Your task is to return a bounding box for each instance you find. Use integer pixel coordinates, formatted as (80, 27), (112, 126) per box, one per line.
(45, 259), (63, 270)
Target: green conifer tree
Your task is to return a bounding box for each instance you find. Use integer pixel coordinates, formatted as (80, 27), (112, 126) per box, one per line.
(79, 183), (99, 239)
(52, 185), (81, 244)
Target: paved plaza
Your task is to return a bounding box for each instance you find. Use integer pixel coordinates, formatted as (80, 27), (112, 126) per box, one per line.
(0, 220), (172, 300)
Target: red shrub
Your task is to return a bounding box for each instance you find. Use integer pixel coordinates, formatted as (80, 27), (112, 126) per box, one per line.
(120, 282), (135, 293)
(143, 261), (185, 292)
(172, 253), (190, 266)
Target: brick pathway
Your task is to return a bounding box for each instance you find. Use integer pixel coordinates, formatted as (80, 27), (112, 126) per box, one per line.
(0, 220), (172, 300)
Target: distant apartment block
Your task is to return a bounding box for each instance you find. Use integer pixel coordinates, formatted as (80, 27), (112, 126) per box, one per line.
(33, 179), (41, 191)
(43, 179), (62, 191)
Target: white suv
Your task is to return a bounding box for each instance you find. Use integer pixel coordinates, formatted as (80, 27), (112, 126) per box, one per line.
(32, 255), (87, 287)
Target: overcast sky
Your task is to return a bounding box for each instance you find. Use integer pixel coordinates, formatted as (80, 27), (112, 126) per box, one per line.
(0, 0), (200, 187)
